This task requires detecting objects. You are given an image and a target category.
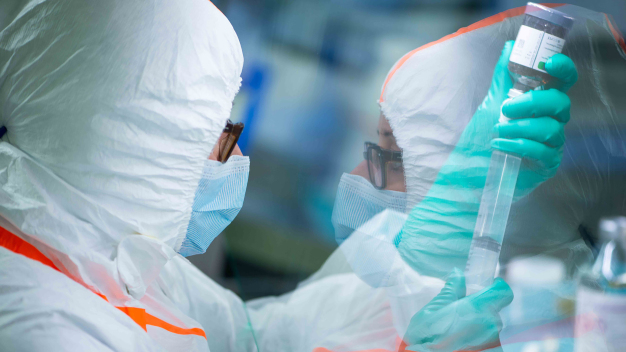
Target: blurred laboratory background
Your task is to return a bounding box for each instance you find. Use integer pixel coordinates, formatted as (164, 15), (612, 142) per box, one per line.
(188, 0), (626, 300)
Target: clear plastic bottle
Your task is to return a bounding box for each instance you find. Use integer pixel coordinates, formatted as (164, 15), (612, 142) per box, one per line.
(575, 217), (626, 352)
(465, 3), (574, 295)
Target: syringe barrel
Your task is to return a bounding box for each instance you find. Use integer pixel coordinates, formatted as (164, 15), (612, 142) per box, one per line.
(465, 150), (521, 295)
(465, 237), (502, 295)
(473, 150), (521, 245)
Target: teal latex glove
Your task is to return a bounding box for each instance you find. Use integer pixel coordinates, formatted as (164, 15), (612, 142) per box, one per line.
(495, 53), (577, 196)
(404, 270), (514, 352)
(396, 41), (578, 279)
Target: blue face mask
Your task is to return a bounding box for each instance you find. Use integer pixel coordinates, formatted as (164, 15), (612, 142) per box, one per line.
(178, 155), (250, 257)
(332, 173), (406, 245)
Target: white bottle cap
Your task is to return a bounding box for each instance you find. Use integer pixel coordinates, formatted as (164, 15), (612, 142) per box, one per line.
(506, 255), (566, 285)
(508, 88), (525, 99)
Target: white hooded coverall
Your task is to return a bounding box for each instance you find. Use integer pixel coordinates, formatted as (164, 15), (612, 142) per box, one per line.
(1, 1), (623, 352)
(0, 0), (250, 350)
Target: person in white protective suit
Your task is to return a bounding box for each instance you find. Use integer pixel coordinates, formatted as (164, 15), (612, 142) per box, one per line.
(1, 1), (625, 352)
(243, 4), (625, 351)
(330, 4), (626, 351)
(0, 0), (250, 351)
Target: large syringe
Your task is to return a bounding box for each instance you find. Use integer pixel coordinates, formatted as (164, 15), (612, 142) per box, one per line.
(464, 3), (574, 295)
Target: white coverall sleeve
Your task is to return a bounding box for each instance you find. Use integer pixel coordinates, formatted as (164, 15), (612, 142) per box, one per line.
(162, 253), (401, 352)
(159, 256), (257, 352)
(0, 248), (166, 352)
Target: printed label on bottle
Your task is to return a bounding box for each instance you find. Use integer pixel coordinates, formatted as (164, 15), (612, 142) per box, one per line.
(509, 25), (565, 73)
(574, 286), (626, 352)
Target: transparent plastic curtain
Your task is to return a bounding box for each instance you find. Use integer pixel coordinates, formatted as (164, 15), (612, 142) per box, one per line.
(233, 4), (625, 352)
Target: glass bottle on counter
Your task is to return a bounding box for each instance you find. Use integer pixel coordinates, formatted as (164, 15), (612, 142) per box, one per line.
(575, 217), (626, 352)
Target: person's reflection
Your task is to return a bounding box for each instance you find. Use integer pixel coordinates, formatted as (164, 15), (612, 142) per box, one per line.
(349, 114), (406, 192)
(332, 114), (407, 245)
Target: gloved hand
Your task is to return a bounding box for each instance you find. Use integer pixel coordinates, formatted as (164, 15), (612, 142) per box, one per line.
(404, 270), (513, 352)
(395, 41), (578, 279)
(495, 52), (577, 197)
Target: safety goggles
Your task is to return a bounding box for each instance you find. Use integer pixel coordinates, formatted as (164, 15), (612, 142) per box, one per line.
(363, 141), (403, 190)
(218, 119), (244, 163)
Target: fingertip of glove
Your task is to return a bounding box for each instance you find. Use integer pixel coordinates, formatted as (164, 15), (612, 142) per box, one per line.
(501, 93), (526, 117)
(545, 53), (567, 71)
(501, 100), (513, 115)
(492, 278), (513, 294)
(492, 277), (508, 286)
(545, 56), (555, 72)
(545, 54), (578, 85)
(447, 267), (463, 280)
(493, 278), (514, 304)
(445, 268), (466, 298)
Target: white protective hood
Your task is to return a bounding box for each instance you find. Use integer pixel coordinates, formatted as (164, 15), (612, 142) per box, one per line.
(0, 0), (243, 302)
